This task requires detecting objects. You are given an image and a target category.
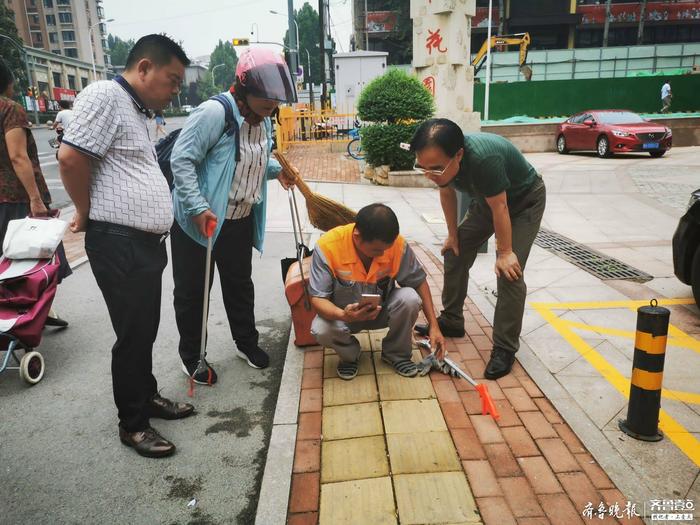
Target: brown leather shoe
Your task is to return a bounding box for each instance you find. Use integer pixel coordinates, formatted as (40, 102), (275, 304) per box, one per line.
(147, 393), (195, 420)
(119, 426), (176, 458)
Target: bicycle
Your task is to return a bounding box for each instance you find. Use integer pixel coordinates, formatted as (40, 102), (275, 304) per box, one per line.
(346, 121), (363, 160)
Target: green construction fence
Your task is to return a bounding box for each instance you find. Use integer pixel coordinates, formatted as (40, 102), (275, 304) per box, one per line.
(473, 74), (700, 121)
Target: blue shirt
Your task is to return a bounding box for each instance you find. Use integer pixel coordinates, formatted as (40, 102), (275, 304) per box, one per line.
(170, 92), (281, 251)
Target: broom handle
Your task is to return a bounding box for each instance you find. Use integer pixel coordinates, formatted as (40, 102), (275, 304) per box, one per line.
(275, 151), (313, 198)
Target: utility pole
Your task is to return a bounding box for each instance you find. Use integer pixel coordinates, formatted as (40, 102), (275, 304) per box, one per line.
(318, 0), (327, 108)
(287, 0), (299, 83)
(497, 0), (505, 35)
(364, 0), (369, 50)
(637, 0), (648, 45)
(602, 0), (612, 47)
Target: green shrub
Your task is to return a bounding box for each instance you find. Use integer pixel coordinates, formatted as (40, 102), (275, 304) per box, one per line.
(356, 69), (434, 171)
(357, 69), (434, 123)
(360, 122), (419, 171)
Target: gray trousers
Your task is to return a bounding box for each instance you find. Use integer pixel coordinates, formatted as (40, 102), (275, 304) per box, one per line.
(441, 178), (546, 354)
(661, 96), (672, 113)
(311, 287), (421, 364)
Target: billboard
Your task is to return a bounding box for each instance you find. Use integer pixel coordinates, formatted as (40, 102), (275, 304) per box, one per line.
(52, 87), (77, 102)
(472, 7), (500, 28)
(366, 11), (398, 33)
(578, 2), (700, 25)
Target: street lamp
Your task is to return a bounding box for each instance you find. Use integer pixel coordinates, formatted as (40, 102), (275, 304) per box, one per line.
(270, 9), (299, 68)
(90, 18), (115, 81)
(211, 63), (225, 91)
(0, 33), (39, 124)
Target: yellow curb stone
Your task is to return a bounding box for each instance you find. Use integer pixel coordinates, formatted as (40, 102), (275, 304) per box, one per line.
(381, 399), (447, 434)
(323, 352), (374, 379)
(319, 476), (397, 525)
(377, 374), (435, 401)
(321, 435), (389, 483)
(323, 402), (384, 441)
(386, 431), (462, 474)
(394, 472), (481, 524)
(373, 349), (423, 375)
(324, 375), (378, 406)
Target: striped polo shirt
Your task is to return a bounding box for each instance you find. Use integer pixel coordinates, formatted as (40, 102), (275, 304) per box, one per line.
(226, 121), (268, 220)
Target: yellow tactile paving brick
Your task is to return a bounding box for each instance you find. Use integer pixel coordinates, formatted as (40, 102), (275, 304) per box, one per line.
(323, 352), (374, 379)
(381, 399), (447, 434)
(323, 375), (378, 406)
(321, 435), (389, 483)
(322, 402), (384, 441)
(377, 374), (436, 401)
(394, 472), (481, 524)
(324, 331), (373, 355)
(369, 328), (390, 351)
(373, 349), (423, 375)
(386, 431), (462, 474)
(319, 476), (397, 525)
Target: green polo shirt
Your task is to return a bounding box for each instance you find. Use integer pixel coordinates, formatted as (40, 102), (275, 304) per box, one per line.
(452, 132), (538, 203)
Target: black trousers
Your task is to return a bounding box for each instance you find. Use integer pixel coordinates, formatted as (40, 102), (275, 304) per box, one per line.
(85, 227), (167, 432)
(171, 215), (258, 365)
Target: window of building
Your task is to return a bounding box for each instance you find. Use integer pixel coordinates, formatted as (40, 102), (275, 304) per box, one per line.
(53, 72), (62, 87)
(32, 32), (43, 45)
(49, 32), (58, 44)
(64, 48), (78, 58)
(62, 31), (76, 42)
(43, 0), (53, 7)
(51, 49), (62, 55)
(81, 77), (88, 89)
(58, 12), (72, 23)
(31, 14), (40, 25)
(67, 75), (76, 90)
(46, 14), (56, 25)
(57, 0), (70, 4)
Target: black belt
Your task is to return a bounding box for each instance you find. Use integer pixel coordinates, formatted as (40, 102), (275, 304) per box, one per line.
(88, 220), (169, 245)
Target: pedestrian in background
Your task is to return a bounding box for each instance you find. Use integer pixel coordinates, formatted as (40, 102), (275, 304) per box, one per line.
(154, 110), (167, 139)
(661, 80), (672, 113)
(58, 35), (194, 459)
(51, 99), (74, 142)
(0, 59), (70, 327)
(170, 48), (297, 384)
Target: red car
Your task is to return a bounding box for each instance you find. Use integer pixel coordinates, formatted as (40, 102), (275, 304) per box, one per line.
(556, 110), (672, 158)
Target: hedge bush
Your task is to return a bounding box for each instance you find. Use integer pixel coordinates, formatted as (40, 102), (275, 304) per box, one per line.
(357, 69), (434, 123)
(360, 122), (420, 171)
(356, 69), (434, 170)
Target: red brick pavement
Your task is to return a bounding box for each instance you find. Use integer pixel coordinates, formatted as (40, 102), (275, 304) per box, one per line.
(285, 143), (361, 184)
(286, 242), (646, 525)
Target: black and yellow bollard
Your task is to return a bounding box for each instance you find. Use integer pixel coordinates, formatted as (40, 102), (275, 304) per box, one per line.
(618, 299), (670, 442)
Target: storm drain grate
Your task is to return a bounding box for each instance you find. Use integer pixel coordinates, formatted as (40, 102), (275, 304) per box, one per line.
(534, 228), (653, 283)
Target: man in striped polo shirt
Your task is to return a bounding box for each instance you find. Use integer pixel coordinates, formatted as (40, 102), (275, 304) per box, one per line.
(59, 35), (194, 458)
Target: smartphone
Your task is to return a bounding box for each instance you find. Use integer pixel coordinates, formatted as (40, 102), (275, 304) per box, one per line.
(359, 293), (381, 309)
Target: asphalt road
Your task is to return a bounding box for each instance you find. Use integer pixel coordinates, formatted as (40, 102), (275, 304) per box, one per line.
(32, 116), (189, 209)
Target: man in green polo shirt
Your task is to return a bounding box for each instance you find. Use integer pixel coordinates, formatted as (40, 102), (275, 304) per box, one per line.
(410, 118), (546, 379)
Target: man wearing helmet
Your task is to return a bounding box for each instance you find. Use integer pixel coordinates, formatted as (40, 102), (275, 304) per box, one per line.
(170, 48), (297, 384)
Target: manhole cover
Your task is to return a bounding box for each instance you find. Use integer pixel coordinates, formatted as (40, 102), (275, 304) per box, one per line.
(534, 229), (653, 283)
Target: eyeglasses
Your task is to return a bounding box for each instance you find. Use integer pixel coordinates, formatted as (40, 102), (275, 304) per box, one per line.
(413, 155), (457, 177)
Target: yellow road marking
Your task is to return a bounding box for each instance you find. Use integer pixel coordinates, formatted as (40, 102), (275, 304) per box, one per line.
(531, 302), (700, 468)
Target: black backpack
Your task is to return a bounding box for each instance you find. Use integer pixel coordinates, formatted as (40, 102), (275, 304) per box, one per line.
(155, 94), (241, 190)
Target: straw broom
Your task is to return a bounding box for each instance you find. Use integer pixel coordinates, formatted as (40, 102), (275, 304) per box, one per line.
(274, 151), (357, 232)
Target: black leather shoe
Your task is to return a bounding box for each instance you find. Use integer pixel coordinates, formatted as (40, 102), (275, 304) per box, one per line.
(414, 319), (466, 338)
(484, 348), (516, 380)
(147, 393), (195, 420)
(119, 426), (176, 458)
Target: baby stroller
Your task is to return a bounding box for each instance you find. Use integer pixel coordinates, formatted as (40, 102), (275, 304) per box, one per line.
(0, 255), (61, 385)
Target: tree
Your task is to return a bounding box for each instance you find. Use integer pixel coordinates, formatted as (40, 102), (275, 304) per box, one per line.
(0, 3), (28, 97)
(196, 71), (217, 101)
(283, 2), (335, 85)
(208, 40), (238, 90)
(106, 34), (135, 66)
